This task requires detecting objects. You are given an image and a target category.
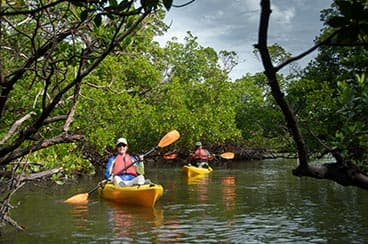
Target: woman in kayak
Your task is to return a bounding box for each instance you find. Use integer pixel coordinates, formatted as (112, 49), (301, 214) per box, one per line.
(189, 141), (211, 168)
(104, 137), (146, 186)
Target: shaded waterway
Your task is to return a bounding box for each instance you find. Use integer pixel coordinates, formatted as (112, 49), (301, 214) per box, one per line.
(2, 158), (368, 243)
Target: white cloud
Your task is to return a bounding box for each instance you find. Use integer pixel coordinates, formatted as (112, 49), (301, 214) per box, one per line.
(156, 0), (332, 80)
(273, 10), (295, 28)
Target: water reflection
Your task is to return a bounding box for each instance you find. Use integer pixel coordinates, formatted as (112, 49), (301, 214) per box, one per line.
(221, 176), (236, 210)
(104, 201), (164, 238)
(185, 174), (208, 185)
(69, 204), (89, 230)
(185, 175), (209, 203)
(4, 159), (368, 243)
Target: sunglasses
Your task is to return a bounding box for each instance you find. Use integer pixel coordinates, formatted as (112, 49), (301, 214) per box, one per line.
(117, 143), (127, 147)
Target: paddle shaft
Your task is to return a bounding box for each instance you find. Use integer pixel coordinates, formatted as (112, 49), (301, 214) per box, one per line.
(88, 184), (99, 194)
(163, 151), (234, 160)
(88, 180), (109, 194)
(64, 180), (108, 204)
(143, 146), (158, 157)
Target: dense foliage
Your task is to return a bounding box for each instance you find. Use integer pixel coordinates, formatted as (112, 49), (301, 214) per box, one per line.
(0, 0), (173, 177)
(1, 0), (367, 179)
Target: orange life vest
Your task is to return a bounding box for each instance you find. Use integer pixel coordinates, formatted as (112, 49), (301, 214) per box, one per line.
(193, 148), (208, 160)
(112, 154), (137, 176)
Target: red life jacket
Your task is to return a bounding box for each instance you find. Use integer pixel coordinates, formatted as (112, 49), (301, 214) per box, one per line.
(193, 148), (208, 160)
(112, 154), (137, 176)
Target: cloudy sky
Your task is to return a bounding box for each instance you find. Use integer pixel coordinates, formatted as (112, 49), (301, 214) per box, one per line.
(155, 0), (332, 80)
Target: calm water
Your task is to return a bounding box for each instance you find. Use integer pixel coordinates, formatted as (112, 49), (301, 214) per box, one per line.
(2, 159), (368, 243)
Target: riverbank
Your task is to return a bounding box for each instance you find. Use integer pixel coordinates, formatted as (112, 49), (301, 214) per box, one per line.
(88, 145), (297, 176)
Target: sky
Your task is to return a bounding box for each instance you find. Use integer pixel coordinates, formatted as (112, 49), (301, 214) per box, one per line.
(155, 0), (333, 80)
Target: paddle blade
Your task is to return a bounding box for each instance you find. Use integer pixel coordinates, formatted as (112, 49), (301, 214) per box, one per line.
(158, 130), (180, 148)
(64, 193), (89, 204)
(208, 154), (215, 161)
(163, 152), (178, 160)
(220, 152), (235, 159)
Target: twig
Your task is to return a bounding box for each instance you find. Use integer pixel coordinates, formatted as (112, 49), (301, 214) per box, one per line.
(0, 112), (36, 145)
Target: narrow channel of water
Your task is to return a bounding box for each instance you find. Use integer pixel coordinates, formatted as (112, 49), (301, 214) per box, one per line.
(1, 159), (368, 243)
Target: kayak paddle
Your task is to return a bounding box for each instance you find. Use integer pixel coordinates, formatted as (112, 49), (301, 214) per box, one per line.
(142, 130), (180, 157)
(64, 130), (180, 204)
(64, 180), (107, 204)
(162, 151), (178, 160)
(113, 129), (180, 175)
(162, 151), (235, 160)
(207, 152), (235, 160)
(218, 152), (235, 160)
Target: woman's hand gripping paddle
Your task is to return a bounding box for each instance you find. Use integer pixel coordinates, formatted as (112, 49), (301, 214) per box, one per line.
(64, 130), (180, 204)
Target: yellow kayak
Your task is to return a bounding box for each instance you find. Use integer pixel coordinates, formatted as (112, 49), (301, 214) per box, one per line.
(183, 165), (213, 177)
(98, 182), (164, 207)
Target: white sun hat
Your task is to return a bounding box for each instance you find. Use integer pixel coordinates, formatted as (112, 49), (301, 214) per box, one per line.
(116, 137), (128, 146)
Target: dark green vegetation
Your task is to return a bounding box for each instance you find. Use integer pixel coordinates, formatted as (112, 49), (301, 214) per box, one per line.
(1, 0), (368, 230)
(1, 0), (368, 180)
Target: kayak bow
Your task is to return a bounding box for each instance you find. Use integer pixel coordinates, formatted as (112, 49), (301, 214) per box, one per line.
(183, 165), (213, 177)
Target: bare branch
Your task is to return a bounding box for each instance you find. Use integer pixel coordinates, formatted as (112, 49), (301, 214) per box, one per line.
(0, 0), (67, 17)
(2, 215), (25, 231)
(19, 167), (63, 181)
(0, 163), (26, 231)
(64, 81), (81, 132)
(274, 30), (340, 72)
(0, 112), (36, 145)
(0, 133), (84, 165)
(43, 115), (68, 125)
(256, 0), (368, 190)
(173, 0), (196, 8)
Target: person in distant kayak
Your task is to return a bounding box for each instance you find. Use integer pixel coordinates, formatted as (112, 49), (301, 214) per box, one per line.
(190, 141), (211, 168)
(104, 137), (147, 186)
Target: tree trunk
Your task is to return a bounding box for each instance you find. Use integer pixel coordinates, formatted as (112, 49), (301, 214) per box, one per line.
(256, 0), (368, 190)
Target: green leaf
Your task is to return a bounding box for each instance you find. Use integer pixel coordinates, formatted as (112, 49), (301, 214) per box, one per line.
(163, 0), (173, 11)
(326, 16), (349, 28)
(118, 0), (130, 10)
(360, 23), (368, 35)
(334, 26), (359, 43)
(335, 0), (354, 19)
(94, 14), (102, 27)
(80, 10), (88, 21)
(71, 0), (87, 7)
(351, 1), (366, 19)
(109, 0), (118, 8)
(141, 0), (159, 11)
